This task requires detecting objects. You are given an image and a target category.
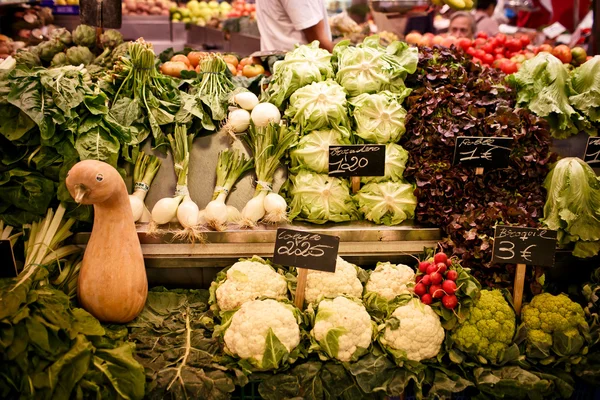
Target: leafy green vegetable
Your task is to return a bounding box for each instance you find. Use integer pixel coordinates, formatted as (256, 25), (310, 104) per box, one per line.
(361, 143), (409, 184)
(0, 168), (55, 220)
(66, 46), (95, 66)
(569, 56), (600, 125)
(290, 128), (351, 174)
(13, 49), (41, 68)
(354, 181), (416, 225)
(541, 157), (600, 258)
(36, 39), (66, 63)
(349, 90), (410, 144)
(73, 24), (97, 48)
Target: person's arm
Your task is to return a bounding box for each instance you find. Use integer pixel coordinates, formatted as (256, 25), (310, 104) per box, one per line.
(302, 19), (334, 52)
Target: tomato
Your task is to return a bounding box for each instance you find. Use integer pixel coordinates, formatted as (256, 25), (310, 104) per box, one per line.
(493, 47), (504, 55)
(571, 47), (587, 66)
(474, 38), (486, 48)
(505, 50), (514, 58)
(476, 31), (488, 39)
(432, 35), (444, 46)
(552, 44), (572, 64)
(405, 32), (422, 45)
(500, 60), (518, 74)
(222, 54), (239, 68)
(519, 35), (531, 46)
(242, 64), (265, 77)
(495, 53), (504, 60)
(495, 33), (506, 44)
(457, 38), (472, 51)
(474, 49), (486, 59)
(512, 54), (526, 63)
(492, 58), (505, 68)
(441, 36), (456, 48)
(505, 39), (522, 52)
(472, 57), (482, 64)
(482, 53), (494, 65)
(525, 52), (534, 59)
(536, 43), (553, 54)
(466, 47), (476, 56)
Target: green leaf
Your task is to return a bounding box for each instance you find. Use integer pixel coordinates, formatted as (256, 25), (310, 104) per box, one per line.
(261, 327), (289, 370)
(75, 119), (120, 167)
(320, 326), (347, 359)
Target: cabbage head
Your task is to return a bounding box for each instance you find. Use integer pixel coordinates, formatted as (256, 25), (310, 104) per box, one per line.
(333, 35), (418, 97)
(361, 143), (408, 184)
(290, 128), (351, 174)
(73, 24), (97, 48)
(354, 181), (416, 225)
(285, 80), (350, 133)
(263, 41), (334, 108)
(349, 90), (410, 143)
(285, 169), (359, 224)
(66, 46), (95, 66)
(569, 56), (600, 123)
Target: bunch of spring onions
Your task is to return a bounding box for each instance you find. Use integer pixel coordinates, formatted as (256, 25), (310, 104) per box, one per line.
(202, 149), (254, 231)
(197, 54), (235, 122)
(51, 254), (82, 300)
(129, 151), (161, 223)
(240, 122), (297, 226)
(151, 124), (200, 236)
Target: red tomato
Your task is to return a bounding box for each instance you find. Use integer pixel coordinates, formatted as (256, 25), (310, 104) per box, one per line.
(519, 35), (531, 46)
(472, 57), (482, 64)
(492, 58), (505, 68)
(495, 33), (506, 44)
(536, 44), (553, 54)
(493, 47), (504, 55)
(504, 50), (514, 58)
(505, 39), (522, 52)
(476, 31), (488, 39)
(495, 53), (504, 60)
(482, 43), (494, 54)
(474, 49), (486, 59)
(457, 38), (472, 51)
(474, 38), (486, 48)
(482, 53), (494, 65)
(501, 60), (518, 74)
(552, 44), (572, 64)
(466, 47), (476, 56)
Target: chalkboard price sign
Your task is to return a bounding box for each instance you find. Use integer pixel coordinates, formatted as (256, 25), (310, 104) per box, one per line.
(453, 137), (513, 169)
(491, 226), (557, 267)
(584, 136), (600, 166)
(0, 240), (17, 278)
(328, 145), (385, 177)
(273, 228), (339, 272)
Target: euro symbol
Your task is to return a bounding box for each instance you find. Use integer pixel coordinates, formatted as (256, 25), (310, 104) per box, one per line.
(520, 244), (536, 263)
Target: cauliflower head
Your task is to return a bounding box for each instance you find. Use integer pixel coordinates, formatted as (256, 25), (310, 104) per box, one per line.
(380, 298), (445, 362)
(522, 293), (588, 347)
(366, 262), (415, 300)
(312, 296), (372, 361)
(305, 257), (364, 304)
(224, 299), (301, 370)
(450, 290), (516, 362)
(215, 259), (288, 311)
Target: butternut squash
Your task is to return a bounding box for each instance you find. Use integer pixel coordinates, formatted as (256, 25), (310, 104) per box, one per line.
(66, 160), (147, 323)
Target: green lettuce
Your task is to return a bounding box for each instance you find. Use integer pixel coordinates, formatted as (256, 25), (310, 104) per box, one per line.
(361, 143), (409, 184)
(354, 181), (416, 225)
(284, 169), (359, 224)
(290, 128), (351, 174)
(333, 35), (418, 97)
(507, 52), (585, 139)
(570, 55), (600, 124)
(541, 157), (600, 258)
(262, 41), (334, 108)
(285, 80), (350, 133)
(349, 90), (410, 143)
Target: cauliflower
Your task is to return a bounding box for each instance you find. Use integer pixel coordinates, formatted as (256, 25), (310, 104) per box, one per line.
(366, 262), (415, 300)
(450, 290), (516, 362)
(213, 257), (288, 312)
(380, 298), (444, 362)
(522, 293), (588, 352)
(223, 299), (301, 370)
(304, 257), (363, 304)
(311, 296), (373, 362)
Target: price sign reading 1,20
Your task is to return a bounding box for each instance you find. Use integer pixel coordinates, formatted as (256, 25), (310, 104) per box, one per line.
(273, 228), (339, 272)
(453, 137), (513, 169)
(491, 226), (557, 267)
(584, 137), (600, 166)
(328, 145), (385, 177)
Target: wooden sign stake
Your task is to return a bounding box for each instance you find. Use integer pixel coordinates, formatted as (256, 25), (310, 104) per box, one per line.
(294, 268), (308, 309)
(475, 167), (484, 175)
(513, 263), (527, 314)
(351, 176), (360, 193)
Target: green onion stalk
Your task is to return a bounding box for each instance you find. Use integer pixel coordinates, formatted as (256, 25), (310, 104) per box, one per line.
(129, 151), (161, 223)
(203, 149), (254, 231)
(240, 122), (298, 226)
(196, 54), (235, 122)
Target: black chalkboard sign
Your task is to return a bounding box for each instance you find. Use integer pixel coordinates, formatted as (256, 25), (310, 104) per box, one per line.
(584, 136), (600, 166)
(491, 226), (557, 267)
(273, 228), (339, 272)
(328, 145), (385, 177)
(453, 137), (513, 169)
(0, 240), (17, 278)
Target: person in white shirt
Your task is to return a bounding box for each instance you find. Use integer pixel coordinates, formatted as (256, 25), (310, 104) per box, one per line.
(256, 0), (333, 52)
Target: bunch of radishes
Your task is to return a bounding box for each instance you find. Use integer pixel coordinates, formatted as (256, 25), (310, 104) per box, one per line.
(414, 252), (459, 310)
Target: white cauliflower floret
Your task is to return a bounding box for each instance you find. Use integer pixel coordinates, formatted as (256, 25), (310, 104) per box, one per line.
(224, 299), (300, 368)
(366, 262), (415, 300)
(216, 260), (288, 311)
(312, 296), (372, 361)
(380, 299), (444, 362)
(305, 257), (363, 304)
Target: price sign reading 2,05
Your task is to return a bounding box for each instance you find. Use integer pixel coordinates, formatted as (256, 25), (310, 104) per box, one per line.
(491, 226), (557, 267)
(273, 228), (339, 272)
(328, 145), (385, 177)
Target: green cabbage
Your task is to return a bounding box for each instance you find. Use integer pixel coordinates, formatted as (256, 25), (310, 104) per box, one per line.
(66, 46), (94, 66)
(290, 128), (351, 174)
(285, 169), (359, 224)
(349, 90), (410, 143)
(507, 52), (586, 139)
(285, 80), (350, 133)
(361, 143), (409, 184)
(263, 41), (334, 108)
(569, 56), (600, 123)
(354, 181), (416, 225)
(333, 35), (418, 97)
(541, 157), (600, 258)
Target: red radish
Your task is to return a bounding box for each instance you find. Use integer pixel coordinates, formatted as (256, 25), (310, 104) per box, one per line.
(434, 252), (448, 264)
(430, 284), (444, 299)
(442, 280), (457, 295)
(446, 258), (452, 267)
(430, 271), (443, 285)
(415, 275), (423, 283)
(414, 282), (427, 297)
(446, 270), (458, 281)
(426, 264), (437, 274)
(419, 261), (430, 273)
(442, 294), (458, 309)
(421, 294), (433, 305)
(421, 275), (432, 286)
(436, 262), (447, 274)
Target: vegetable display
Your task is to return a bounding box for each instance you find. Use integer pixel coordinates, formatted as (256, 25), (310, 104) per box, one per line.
(349, 90), (410, 144)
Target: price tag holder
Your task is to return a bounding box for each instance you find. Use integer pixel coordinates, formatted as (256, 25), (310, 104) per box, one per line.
(0, 240), (18, 278)
(584, 136), (600, 166)
(273, 228), (340, 308)
(491, 226), (557, 313)
(453, 137), (512, 170)
(328, 144), (386, 177)
(542, 21), (567, 39)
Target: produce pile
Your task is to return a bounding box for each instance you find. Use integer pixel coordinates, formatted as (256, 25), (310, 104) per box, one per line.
(122, 0), (175, 16)
(169, 0), (234, 26)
